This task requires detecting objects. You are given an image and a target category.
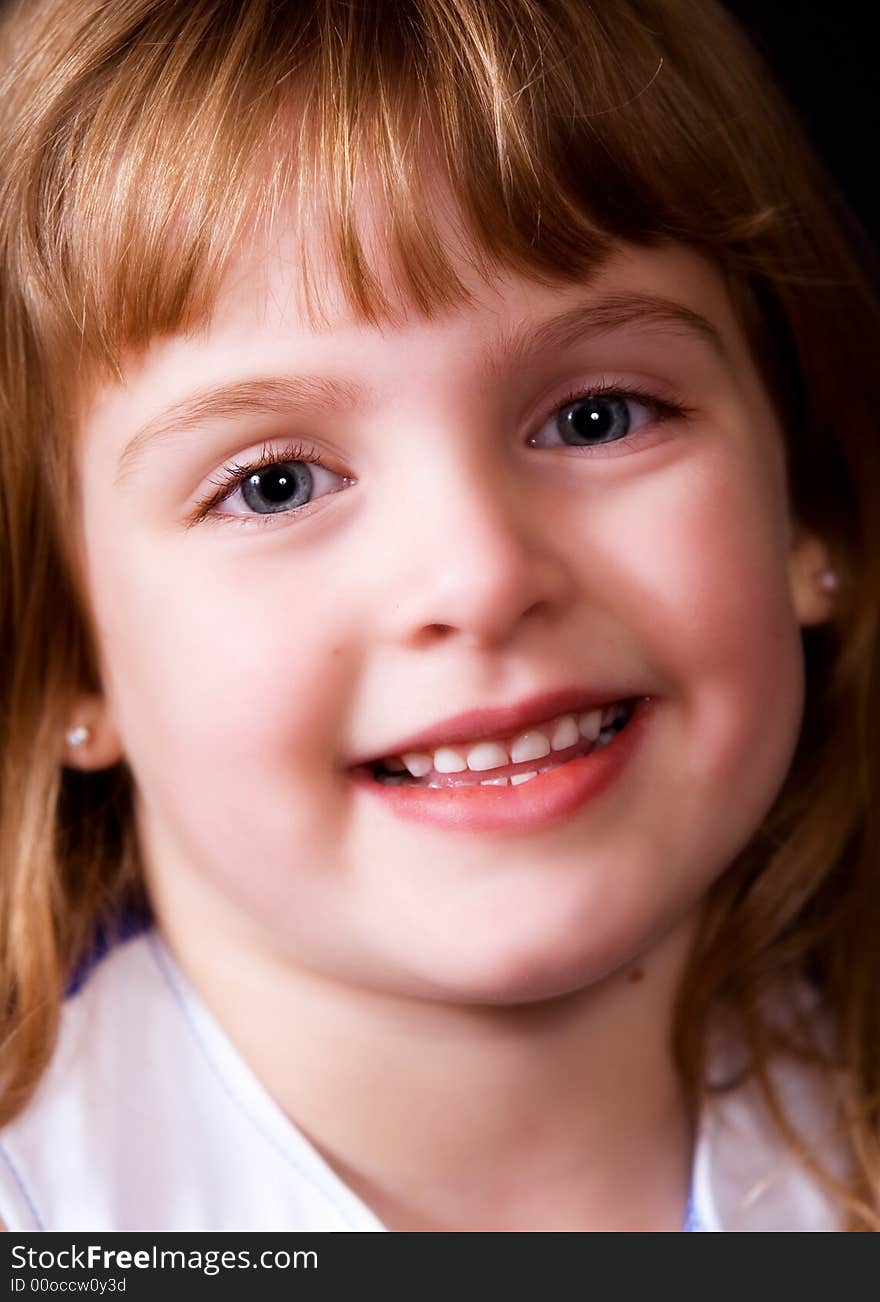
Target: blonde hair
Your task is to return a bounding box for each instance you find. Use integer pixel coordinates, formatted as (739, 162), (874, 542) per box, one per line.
(1, 0), (878, 1227)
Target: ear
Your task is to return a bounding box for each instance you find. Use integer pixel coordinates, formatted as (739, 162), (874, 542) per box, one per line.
(787, 530), (839, 628)
(62, 691), (125, 771)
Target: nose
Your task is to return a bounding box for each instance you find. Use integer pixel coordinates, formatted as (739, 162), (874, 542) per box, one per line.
(380, 453), (576, 652)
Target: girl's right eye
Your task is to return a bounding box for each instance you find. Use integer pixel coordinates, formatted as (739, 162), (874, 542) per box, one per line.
(189, 437), (351, 529)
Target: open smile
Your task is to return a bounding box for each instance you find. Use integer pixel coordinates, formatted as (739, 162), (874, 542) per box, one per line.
(348, 696), (656, 834)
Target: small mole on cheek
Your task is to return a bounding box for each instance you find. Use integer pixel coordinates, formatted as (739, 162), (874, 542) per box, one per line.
(626, 966), (645, 983)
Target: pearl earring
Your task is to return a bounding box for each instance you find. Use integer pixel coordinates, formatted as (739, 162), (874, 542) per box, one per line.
(65, 724), (91, 748)
(817, 569), (839, 593)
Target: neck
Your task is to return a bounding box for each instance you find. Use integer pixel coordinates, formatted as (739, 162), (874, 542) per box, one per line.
(155, 910), (698, 1232)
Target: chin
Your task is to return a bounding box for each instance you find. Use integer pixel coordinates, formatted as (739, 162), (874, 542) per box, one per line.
(403, 883), (701, 1009)
(409, 922), (647, 1008)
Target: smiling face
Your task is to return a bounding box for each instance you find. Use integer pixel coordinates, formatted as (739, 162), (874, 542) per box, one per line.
(70, 224), (833, 1005)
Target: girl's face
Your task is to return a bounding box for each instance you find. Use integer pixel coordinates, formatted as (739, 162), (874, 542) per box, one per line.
(74, 222), (824, 1003)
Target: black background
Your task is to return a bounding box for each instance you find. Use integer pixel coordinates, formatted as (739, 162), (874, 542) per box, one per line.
(725, 1), (879, 247)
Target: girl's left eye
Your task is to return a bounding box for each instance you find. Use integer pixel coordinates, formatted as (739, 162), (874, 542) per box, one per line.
(529, 382), (687, 454)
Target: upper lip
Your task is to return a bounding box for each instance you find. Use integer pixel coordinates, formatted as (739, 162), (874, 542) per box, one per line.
(348, 685), (641, 767)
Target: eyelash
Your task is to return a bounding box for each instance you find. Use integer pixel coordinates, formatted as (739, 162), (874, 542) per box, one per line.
(189, 379), (691, 530)
(189, 436), (340, 530)
(546, 379), (689, 451)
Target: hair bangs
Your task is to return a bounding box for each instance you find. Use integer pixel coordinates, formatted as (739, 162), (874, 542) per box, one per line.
(6, 0), (802, 384)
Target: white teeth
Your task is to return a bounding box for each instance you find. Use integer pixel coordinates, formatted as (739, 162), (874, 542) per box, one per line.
(466, 741), (510, 772)
(510, 770), (539, 786)
(388, 701), (632, 780)
(480, 776), (510, 786)
(550, 715), (579, 751)
(433, 746), (468, 773)
(510, 730), (551, 764)
(578, 709), (602, 742)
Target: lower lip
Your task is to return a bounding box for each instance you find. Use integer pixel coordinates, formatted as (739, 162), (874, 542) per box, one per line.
(348, 698), (657, 835)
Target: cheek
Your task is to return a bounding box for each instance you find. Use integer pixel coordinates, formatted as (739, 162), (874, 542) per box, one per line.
(609, 439), (804, 803)
(93, 529), (337, 713)
(83, 529), (354, 848)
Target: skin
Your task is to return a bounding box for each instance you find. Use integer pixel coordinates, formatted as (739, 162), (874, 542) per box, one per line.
(67, 205), (835, 1229)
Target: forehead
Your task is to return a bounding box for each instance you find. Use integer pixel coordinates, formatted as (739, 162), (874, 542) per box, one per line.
(221, 165), (733, 331)
(206, 164), (519, 333)
(106, 228), (741, 398)
(73, 136), (744, 416)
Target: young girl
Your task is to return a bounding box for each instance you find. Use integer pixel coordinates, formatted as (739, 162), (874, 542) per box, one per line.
(0, 0), (878, 1232)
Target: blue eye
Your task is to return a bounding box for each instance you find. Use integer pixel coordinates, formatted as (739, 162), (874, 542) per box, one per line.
(190, 438), (350, 528)
(531, 384), (685, 452)
(558, 394), (649, 444)
(240, 461), (315, 514)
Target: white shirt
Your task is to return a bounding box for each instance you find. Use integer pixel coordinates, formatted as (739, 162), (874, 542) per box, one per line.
(0, 929), (844, 1231)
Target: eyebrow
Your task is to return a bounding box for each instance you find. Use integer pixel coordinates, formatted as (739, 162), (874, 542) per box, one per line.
(114, 291), (727, 485)
(479, 291), (728, 380)
(115, 375), (366, 486)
